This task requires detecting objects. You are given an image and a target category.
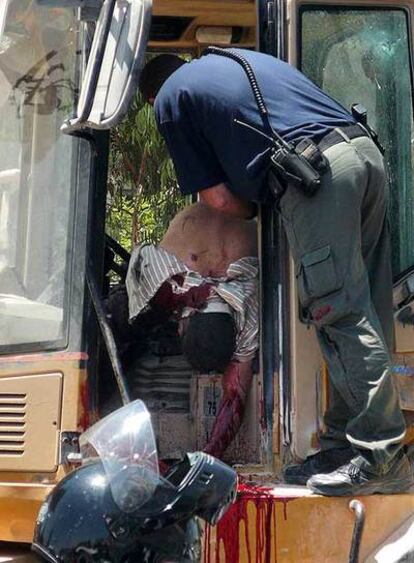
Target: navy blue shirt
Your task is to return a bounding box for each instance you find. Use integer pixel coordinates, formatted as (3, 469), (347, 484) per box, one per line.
(155, 49), (355, 202)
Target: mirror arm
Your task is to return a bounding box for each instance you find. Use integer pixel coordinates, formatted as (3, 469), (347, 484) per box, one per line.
(62, 0), (116, 134)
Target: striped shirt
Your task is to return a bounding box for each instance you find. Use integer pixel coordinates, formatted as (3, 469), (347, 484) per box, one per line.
(126, 244), (259, 362)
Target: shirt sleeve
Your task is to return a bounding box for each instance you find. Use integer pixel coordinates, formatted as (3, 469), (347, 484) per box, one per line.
(156, 94), (227, 196)
(233, 289), (259, 363)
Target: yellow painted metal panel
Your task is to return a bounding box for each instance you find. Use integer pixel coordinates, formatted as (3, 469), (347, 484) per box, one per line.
(0, 374), (62, 472)
(0, 359), (86, 543)
(203, 487), (414, 562)
(0, 483), (53, 543)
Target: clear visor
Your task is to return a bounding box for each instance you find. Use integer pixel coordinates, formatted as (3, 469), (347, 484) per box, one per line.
(80, 400), (160, 513)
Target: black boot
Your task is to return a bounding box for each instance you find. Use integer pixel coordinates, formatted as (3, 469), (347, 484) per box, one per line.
(283, 447), (353, 485)
(307, 450), (413, 496)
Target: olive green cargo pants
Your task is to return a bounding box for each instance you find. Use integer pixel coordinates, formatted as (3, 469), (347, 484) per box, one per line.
(278, 132), (406, 472)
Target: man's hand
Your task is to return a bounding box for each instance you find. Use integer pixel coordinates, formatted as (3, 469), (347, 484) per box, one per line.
(199, 183), (256, 219)
(204, 360), (253, 459)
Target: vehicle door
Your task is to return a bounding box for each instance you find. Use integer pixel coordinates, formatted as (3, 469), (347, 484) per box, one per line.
(263, 0), (414, 459)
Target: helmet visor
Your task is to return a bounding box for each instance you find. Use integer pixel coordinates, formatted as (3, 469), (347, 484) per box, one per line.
(80, 400), (159, 513)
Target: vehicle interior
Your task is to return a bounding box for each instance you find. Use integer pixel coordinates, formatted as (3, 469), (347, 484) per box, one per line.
(99, 1), (414, 472)
(99, 0), (264, 467)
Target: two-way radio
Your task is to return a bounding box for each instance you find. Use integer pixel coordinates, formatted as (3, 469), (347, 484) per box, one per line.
(204, 46), (328, 197)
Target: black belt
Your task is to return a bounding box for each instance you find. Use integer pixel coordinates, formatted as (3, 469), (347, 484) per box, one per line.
(317, 124), (369, 153)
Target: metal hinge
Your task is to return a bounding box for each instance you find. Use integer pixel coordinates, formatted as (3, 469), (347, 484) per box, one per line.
(267, 1), (276, 24)
(402, 272), (414, 303)
(395, 271), (414, 325)
(59, 431), (82, 466)
(397, 305), (414, 326)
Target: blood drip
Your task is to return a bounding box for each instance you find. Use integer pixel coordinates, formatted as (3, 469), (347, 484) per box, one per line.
(78, 377), (90, 431)
(203, 484), (296, 562)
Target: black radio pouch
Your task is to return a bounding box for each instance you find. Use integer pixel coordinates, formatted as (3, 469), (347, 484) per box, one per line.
(204, 46), (328, 198)
(271, 137), (328, 197)
(295, 137), (328, 172)
(351, 103), (385, 155)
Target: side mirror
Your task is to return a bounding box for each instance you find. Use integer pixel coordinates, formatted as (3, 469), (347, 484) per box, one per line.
(63, 0), (151, 134)
(0, 0), (11, 41)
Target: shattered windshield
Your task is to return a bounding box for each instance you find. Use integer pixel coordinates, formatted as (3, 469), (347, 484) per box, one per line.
(0, 1), (80, 349)
(301, 8), (414, 277)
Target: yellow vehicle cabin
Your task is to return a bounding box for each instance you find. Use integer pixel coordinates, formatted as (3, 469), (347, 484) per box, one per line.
(0, 0), (414, 561)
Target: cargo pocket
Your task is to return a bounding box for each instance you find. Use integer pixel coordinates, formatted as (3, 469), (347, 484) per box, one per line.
(297, 245), (342, 308)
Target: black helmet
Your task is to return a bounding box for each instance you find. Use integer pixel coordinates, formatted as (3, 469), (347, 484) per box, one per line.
(32, 452), (237, 563)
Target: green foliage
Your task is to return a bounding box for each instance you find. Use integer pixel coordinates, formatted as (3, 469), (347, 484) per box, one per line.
(106, 93), (186, 252)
